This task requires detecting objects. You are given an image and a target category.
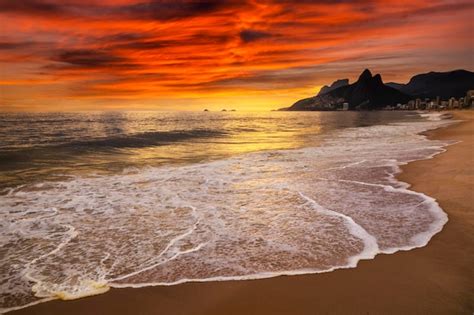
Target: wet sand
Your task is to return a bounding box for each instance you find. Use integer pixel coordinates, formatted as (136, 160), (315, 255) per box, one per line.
(12, 111), (473, 315)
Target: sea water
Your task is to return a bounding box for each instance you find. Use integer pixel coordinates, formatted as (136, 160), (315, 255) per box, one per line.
(0, 111), (456, 312)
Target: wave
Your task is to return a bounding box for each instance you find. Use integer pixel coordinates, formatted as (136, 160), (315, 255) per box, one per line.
(0, 129), (228, 170)
(0, 113), (457, 313)
(2, 129), (227, 152)
(63, 129), (227, 149)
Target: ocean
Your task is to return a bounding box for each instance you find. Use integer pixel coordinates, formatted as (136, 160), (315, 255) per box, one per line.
(0, 111), (455, 312)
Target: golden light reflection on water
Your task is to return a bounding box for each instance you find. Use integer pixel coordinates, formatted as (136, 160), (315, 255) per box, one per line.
(0, 110), (414, 190)
(120, 112), (324, 167)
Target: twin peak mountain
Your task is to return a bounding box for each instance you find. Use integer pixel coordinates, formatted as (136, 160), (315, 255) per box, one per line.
(285, 68), (474, 111)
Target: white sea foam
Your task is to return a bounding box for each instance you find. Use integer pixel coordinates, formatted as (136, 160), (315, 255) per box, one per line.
(417, 111), (454, 121)
(0, 113), (457, 313)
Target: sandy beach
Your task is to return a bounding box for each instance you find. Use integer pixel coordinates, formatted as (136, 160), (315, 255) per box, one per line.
(12, 111), (473, 315)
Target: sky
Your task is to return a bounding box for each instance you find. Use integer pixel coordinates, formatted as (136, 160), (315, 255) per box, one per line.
(0, 0), (473, 111)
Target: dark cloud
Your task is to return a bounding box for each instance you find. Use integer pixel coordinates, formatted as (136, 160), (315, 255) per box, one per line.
(0, 41), (36, 50)
(240, 30), (274, 43)
(0, 0), (244, 21)
(120, 0), (228, 20)
(99, 33), (150, 43)
(191, 32), (232, 45)
(0, 0), (62, 15)
(113, 40), (170, 50)
(110, 32), (232, 50)
(1, 0), (470, 24)
(405, 1), (474, 16)
(53, 49), (128, 68)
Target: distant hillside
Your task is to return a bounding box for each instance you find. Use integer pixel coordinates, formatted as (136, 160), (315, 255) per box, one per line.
(386, 70), (474, 99)
(287, 69), (410, 111)
(317, 79), (349, 96)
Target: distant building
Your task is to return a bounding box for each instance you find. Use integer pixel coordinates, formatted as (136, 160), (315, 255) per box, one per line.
(342, 102), (349, 110)
(448, 97), (456, 109)
(415, 98), (421, 109)
(466, 90), (474, 108)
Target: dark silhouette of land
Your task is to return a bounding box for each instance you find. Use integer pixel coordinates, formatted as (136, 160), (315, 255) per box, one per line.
(317, 79), (349, 96)
(387, 69), (474, 99)
(283, 69), (474, 111)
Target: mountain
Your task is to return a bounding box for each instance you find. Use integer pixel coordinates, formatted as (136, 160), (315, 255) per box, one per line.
(317, 79), (349, 96)
(287, 69), (410, 111)
(386, 70), (474, 99)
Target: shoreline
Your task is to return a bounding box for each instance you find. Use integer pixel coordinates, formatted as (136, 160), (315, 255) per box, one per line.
(11, 111), (474, 315)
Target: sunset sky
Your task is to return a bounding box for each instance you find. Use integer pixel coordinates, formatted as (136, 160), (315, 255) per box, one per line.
(0, 0), (473, 111)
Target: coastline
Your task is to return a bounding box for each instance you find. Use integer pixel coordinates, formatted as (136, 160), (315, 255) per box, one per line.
(11, 111), (473, 315)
